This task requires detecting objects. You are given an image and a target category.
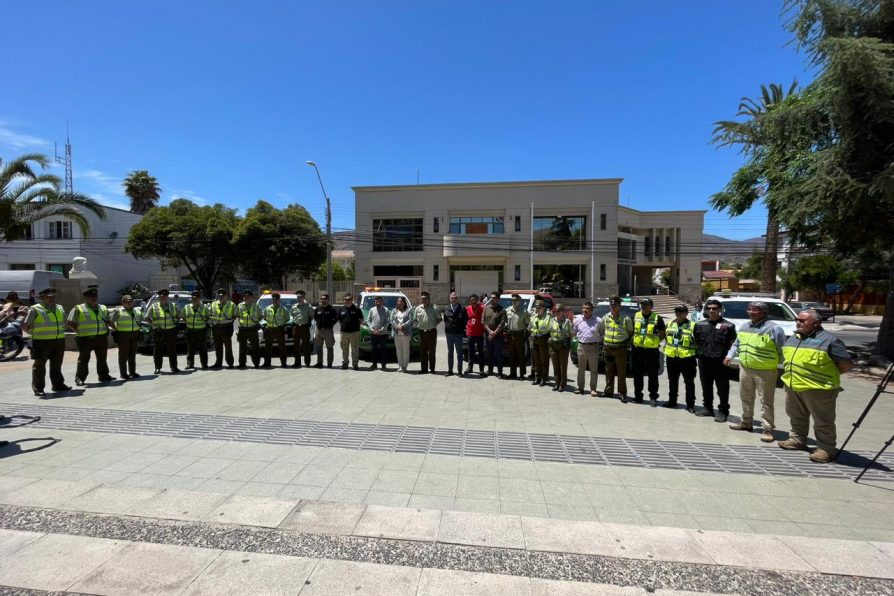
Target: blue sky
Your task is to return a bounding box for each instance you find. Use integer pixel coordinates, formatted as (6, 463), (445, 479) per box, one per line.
(1, 1), (813, 240)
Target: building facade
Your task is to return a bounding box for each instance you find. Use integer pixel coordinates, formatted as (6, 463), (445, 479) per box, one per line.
(353, 179), (704, 303)
(0, 205), (165, 304)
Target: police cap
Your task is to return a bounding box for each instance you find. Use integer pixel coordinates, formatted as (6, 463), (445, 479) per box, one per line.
(216, 288), (227, 296)
(191, 290), (202, 298)
(83, 287), (99, 297)
(157, 288), (169, 296)
(608, 296), (621, 305)
(640, 298), (654, 307)
(674, 304), (689, 313)
(271, 292), (281, 299)
(38, 288), (56, 297)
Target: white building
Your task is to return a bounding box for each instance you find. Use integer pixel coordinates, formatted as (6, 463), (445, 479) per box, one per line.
(353, 178), (704, 303)
(0, 205), (165, 304)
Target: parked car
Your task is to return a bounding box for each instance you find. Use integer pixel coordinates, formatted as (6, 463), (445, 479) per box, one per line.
(255, 292), (316, 355)
(357, 288), (419, 361)
(136, 292), (213, 354)
(569, 300), (641, 373)
(789, 301), (834, 321)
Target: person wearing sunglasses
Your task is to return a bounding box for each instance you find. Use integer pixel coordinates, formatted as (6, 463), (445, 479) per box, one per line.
(693, 298), (737, 422)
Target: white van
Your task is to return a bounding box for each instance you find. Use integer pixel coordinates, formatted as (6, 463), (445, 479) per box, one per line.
(0, 270), (64, 304)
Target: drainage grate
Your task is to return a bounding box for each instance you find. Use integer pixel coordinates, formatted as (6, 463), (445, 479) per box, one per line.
(1, 402), (892, 482)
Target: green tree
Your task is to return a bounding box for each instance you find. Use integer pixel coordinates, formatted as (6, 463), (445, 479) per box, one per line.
(314, 261), (349, 281)
(767, 0), (894, 356)
(123, 170), (162, 214)
(711, 82), (800, 295)
(234, 200), (326, 289)
(788, 255), (843, 296)
(126, 198), (239, 296)
(1, 152), (106, 241)
(738, 251), (764, 282)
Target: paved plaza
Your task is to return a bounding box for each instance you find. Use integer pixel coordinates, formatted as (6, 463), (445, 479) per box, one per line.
(0, 333), (893, 594)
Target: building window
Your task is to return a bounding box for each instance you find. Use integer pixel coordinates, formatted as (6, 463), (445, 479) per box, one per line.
(514, 265), (521, 282)
(514, 216), (521, 232)
(47, 221), (72, 239)
(665, 236), (671, 256)
(23, 225), (33, 240)
(448, 217), (504, 234)
(533, 216), (586, 250)
(372, 218), (423, 252)
(600, 214), (606, 230)
(533, 265), (586, 298)
(372, 265), (423, 276)
(433, 217), (439, 233)
(644, 236), (652, 257)
(48, 263), (73, 277)
(433, 265), (439, 281)
(600, 264), (606, 281)
(9, 264), (35, 270)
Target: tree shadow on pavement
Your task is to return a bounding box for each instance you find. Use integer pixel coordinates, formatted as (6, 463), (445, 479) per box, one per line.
(0, 437), (61, 458)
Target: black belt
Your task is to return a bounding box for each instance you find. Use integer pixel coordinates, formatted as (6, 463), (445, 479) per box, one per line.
(579, 342), (598, 345)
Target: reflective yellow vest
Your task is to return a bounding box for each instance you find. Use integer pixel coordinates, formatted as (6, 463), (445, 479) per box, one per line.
(603, 314), (631, 346)
(738, 329), (780, 370)
(781, 332), (841, 391)
(529, 314), (552, 336)
(74, 304), (109, 337)
(182, 303), (209, 330)
(114, 307), (141, 333)
(149, 302), (178, 330)
(210, 300), (235, 325)
(632, 312), (661, 349)
(664, 320), (695, 358)
(30, 304), (66, 340)
(237, 302), (261, 328)
(264, 305), (290, 328)
(548, 318), (572, 342)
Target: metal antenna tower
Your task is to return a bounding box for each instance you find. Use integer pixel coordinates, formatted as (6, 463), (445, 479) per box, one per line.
(54, 122), (73, 193)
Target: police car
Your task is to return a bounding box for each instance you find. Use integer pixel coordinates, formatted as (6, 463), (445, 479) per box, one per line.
(255, 291), (313, 353)
(136, 290), (209, 354)
(357, 288), (418, 360)
(569, 298), (639, 368)
(694, 292), (798, 338)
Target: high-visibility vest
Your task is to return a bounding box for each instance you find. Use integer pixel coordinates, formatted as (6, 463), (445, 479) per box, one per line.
(264, 305), (290, 328)
(529, 314), (551, 336)
(74, 304), (109, 337)
(210, 300), (235, 325)
(738, 325), (780, 370)
(237, 302), (261, 327)
(29, 304), (66, 340)
(664, 320), (695, 358)
(149, 302), (178, 330)
(632, 312), (661, 349)
(781, 332), (841, 391)
(115, 307), (142, 333)
(548, 318), (572, 342)
(603, 314), (630, 346)
(182, 303), (209, 330)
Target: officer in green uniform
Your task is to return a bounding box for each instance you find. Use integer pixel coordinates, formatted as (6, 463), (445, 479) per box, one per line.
(528, 300), (552, 386)
(505, 294), (530, 380)
(662, 304), (697, 411)
(210, 288), (236, 369)
(778, 310), (852, 463)
(144, 288), (180, 374)
(631, 297), (666, 406)
(67, 286), (114, 386)
(236, 289), (262, 368)
(182, 290), (210, 370)
(109, 294), (142, 380)
(23, 288), (70, 397)
(289, 290), (313, 368)
(599, 296), (634, 402)
(547, 304), (573, 392)
(263, 292), (290, 368)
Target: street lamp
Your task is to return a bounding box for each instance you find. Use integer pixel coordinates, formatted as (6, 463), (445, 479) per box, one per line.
(305, 160), (333, 300)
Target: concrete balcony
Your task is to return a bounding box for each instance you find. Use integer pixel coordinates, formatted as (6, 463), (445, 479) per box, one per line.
(443, 234), (518, 258)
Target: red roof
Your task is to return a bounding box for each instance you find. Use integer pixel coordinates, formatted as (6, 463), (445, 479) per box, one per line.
(702, 270), (737, 280)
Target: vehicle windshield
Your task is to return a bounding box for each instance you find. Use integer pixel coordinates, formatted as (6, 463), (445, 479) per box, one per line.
(144, 294), (194, 312)
(361, 295), (405, 311)
(799, 302), (822, 309)
(708, 301), (796, 322)
(256, 296), (298, 311)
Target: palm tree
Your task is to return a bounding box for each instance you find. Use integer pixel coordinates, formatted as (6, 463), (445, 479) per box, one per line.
(711, 82), (799, 294)
(123, 170), (161, 214)
(0, 153), (106, 242)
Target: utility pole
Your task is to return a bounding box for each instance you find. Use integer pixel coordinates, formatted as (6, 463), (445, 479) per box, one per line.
(306, 161), (333, 300)
(54, 121), (73, 193)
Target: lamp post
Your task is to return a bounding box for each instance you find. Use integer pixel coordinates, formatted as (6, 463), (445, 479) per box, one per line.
(305, 160), (333, 300)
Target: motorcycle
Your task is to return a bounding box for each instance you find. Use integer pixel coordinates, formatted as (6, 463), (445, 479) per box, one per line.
(0, 321), (29, 362)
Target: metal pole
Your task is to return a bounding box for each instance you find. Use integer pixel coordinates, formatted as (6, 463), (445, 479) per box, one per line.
(590, 201), (595, 300)
(307, 162), (333, 299)
(530, 202), (534, 289)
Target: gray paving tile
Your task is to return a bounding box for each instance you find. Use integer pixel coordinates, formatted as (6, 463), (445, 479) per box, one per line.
(0, 529), (42, 556)
(64, 485), (162, 515)
(364, 491), (411, 507)
(414, 472), (459, 497)
(418, 567), (532, 595)
(354, 505), (442, 541)
(439, 510), (525, 549)
(782, 535), (894, 579)
(0, 479), (98, 508)
(128, 489), (229, 521)
(301, 559), (419, 595)
(523, 516), (617, 556)
(181, 550), (317, 596)
(280, 500), (366, 535)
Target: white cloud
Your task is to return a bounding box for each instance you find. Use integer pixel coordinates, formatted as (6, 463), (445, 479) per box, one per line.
(0, 120), (52, 151)
(168, 188), (209, 206)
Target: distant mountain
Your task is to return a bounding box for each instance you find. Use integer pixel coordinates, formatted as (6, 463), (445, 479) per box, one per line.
(702, 233), (765, 264)
(333, 230), (355, 251)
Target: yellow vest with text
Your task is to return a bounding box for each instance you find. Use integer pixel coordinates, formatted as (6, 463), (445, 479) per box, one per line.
(210, 300), (235, 325)
(149, 302), (178, 330)
(75, 304), (109, 337)
(264, 305), (290, 328)
(664, 320), (695, 358)
(30, 304), (66, 340)
(738, 328), (780, 370)
(632, 312), (660, 348)
(548, 318), (572, 342)
(115, 307), (142, 333)
(603, 314), (631, 346)
(237, 302), (261, 328)
(182, 303), (209, 330)
(529, 314), (551, 336)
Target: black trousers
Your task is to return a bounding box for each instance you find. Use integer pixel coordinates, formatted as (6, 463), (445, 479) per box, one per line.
(531, 335), (550, 381)
(238, 325), (260, 367)
(666, 356), (697, 407)
(508, 331), (527, 377)
(32, 338), (66, 392)
(486, 333), (504, 373)
(76, 335), (111, 382)
(418, 329), (437, 372)
(467, 336), (485, 371)
(370, 334), (388, 366)
(632, 347), (660, 400)
(698, 356), (731, 413)
(186, 327), (208, 368)
(212, 324), (234, 367)
(153, 328), (178, 371)
(116, 331), (140, 377)
(293, 324), (311, 366)
(264, 327), (287, 366)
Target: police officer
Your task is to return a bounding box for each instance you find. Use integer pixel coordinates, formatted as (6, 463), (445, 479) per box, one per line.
(662, 304), (697, 411)
(23, 288), (70, 397)
(505, 294), (530, 380)
(109, 294), (142, 380)
(145, 288), (180, 375)
(413, 291), (442, 374)
(529, 300), (552, 386)
(483, 291), (506, 378)
(548, 304), (573, 392)
(209, 288), (236, 369)
(290, 290), (313, 368)
(263, 292), (290, 368)
(182, 290), (210, 370)
(338, 293), (364, 370)
(599, 296), (634, 402)
(778, 309), (853, 463)
(724, 301), (785, 442)
(236, 290), (262, 369)
(631, 297), (666, 406)
(313, 293), (338, 368)
(693, 298), (737, 422)
(442, 291), (468, 376)
(67, 286), (114, 385)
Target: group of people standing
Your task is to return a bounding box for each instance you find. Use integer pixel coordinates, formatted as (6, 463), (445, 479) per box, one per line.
(19, 286), (852, 463)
